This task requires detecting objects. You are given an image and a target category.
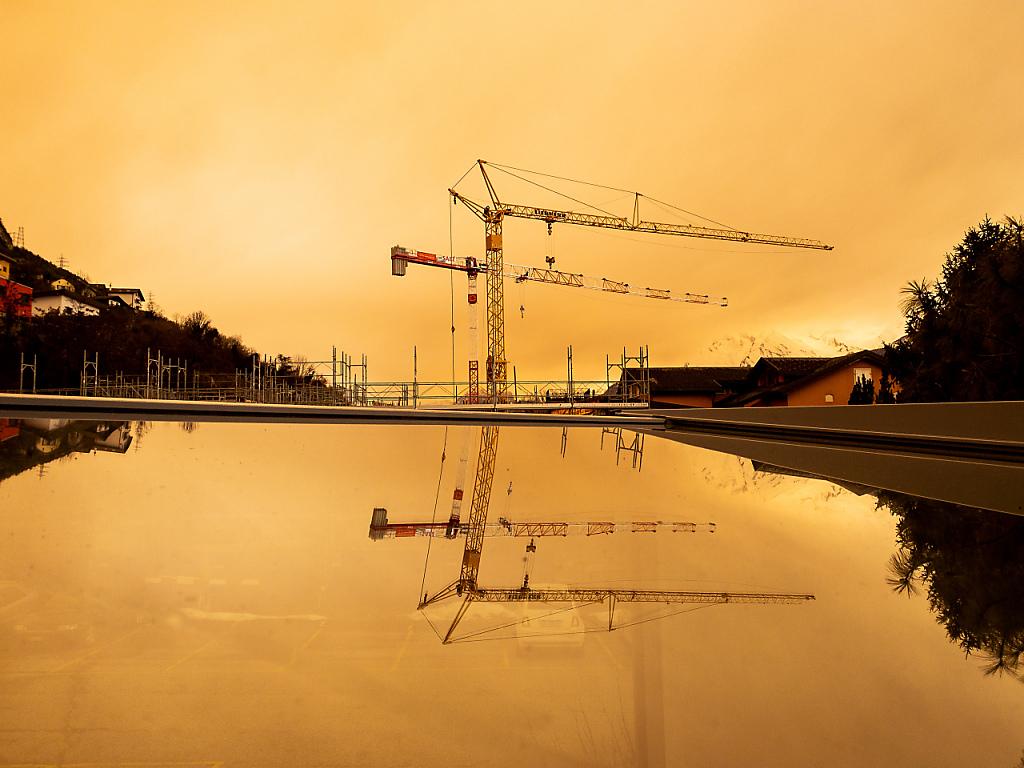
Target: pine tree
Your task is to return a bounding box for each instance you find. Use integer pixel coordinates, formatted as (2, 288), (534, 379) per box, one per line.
(886, 217), (1024, 401)
(876, 370), (896, 404)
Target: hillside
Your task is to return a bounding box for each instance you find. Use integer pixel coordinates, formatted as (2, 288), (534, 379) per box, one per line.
(0, 218), (99, 298)
(0, 216), (264, 390)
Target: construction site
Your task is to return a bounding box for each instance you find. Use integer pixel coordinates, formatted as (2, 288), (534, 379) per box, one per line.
(365, 160), (830, 643)
(11, 160), (1015, 649)
(4, 158), (836, 645)
(7, 6), (1024, 766)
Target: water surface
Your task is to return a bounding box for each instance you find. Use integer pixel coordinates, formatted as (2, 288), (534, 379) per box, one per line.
(1, 419), (1021, 766)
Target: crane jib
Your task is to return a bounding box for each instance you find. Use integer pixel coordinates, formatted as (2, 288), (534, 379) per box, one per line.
(477, 201), (832, 250)
(392, 245), (729, 307)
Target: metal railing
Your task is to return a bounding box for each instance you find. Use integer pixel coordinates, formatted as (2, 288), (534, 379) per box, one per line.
(20, 374), (649, 409)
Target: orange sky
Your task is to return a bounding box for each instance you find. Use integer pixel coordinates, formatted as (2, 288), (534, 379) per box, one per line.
(2, 1), (1022, 380)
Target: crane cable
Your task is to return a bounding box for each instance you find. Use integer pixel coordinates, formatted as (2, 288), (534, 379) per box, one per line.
(447, 600), (723, 644)
(485, 160), (737, 231)
(487, 163), (622, 219)
(418, 425), (449, 603)
(450, 161), (477, 192)
(420, 192), (462, 603)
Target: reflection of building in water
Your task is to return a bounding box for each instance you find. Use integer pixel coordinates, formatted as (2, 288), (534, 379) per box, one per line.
(0, 419), (133, 484)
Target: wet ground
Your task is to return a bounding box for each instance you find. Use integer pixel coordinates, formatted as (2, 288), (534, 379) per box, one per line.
(1, 420), (1022, 766)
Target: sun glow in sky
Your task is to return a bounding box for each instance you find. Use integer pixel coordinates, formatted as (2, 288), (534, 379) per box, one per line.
(3, 1), (1022, 379)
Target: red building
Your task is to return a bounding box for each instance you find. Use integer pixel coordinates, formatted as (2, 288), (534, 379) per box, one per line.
(0, 257), (32, 318)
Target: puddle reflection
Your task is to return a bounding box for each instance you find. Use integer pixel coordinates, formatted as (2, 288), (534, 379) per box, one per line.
(1, 420), (1022, 766)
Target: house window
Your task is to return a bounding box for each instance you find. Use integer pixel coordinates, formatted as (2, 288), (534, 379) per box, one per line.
(854, 367), (872, 382)
(825, 393), (834, 403)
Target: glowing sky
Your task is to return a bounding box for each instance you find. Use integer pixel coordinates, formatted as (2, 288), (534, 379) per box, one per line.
(3, 1), (1022, 379)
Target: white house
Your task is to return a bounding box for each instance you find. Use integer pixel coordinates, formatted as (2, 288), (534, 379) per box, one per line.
(92, 423), (133, 453)
(32, 289), (101, 317)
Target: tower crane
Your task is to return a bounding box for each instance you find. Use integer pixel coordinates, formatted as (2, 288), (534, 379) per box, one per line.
(424, 557), (814, 644)
(440, 160), (832, 603)
(392, 243), (725, 403)
(449, 159), (832, 404)
(368, 506), (717, 540)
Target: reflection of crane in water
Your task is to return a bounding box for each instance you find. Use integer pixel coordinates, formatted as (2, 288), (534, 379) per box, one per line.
(411, 161), (825, 641)
(421, 540), (814, 644)
(368, 507), (716, 540)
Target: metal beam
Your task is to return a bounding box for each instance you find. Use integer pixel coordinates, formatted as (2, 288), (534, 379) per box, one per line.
(0, 394), (664, 429)
(448, 191), (832, 250)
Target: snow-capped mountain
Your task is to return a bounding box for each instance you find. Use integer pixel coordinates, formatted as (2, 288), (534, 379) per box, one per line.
(701, 331), (882, 366)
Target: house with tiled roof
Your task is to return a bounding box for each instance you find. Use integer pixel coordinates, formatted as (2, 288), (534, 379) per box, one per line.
(613, 350), (887, 408)
(634, 366), (751, 408)
(719, 350), (885, 406)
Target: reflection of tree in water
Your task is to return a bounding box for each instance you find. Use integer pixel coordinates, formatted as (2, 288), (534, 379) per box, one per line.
(879, 491), (1024, 680)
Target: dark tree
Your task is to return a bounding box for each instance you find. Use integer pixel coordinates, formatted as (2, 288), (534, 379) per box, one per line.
(876, 370), (896, 404)
(886, 217), (1024, 401)
(875, 218), (1024, 681)
(182, 310), (218, 343)
(879, 491), (1024, 680)
(0, 307), (256, 390)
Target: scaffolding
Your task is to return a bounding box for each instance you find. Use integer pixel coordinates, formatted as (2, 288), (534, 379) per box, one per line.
(15, 346), (656, 410)
(80, 351), (99, 396)
(606, 346), (650, 404)
(19, 353), (37, 394)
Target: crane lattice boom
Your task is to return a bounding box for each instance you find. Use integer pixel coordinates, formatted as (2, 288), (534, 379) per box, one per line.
(423, 581), (815, 642)
(451, 193), (833, 251)
(449, 159), (833, 251)
(391, 245), (728, 307)
(369, 507), (717, 540)
(471, 587), (814, 605)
